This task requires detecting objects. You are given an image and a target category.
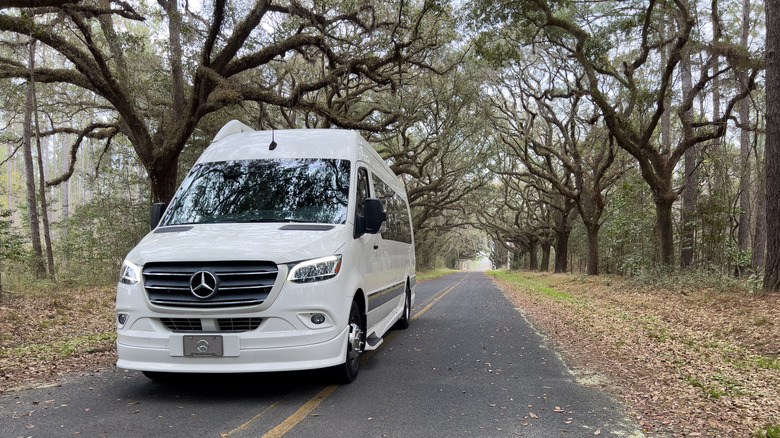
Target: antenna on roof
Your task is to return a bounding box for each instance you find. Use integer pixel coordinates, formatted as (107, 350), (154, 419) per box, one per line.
(269, 129), (277, 150)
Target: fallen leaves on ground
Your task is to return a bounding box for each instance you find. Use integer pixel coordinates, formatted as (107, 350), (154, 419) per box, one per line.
(492, 271), (780, 437)
(0, 286), (117, 392)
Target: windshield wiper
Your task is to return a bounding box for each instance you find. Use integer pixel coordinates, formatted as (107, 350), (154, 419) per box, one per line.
(230, 218), (314, 223)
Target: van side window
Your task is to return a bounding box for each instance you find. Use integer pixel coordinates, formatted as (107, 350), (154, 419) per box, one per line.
(356, 167), (370, 217)
(372, 175), (413, 244)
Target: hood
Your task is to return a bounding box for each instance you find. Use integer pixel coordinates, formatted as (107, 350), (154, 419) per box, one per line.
(125, 223), (350, 266)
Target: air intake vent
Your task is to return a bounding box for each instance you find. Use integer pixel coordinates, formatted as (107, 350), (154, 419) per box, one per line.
(160, 317), (262, 333)
(161, 318), (203, 332)
(218, 317), (262, 332)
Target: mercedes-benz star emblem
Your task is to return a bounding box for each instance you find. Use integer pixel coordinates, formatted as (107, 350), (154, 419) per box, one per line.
(189, 271), (218, 299)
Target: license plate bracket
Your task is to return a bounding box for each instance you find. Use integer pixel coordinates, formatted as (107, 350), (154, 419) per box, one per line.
(183, 335), (223, 356)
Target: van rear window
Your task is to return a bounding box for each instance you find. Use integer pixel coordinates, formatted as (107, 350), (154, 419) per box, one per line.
(162, 159), (350, 226)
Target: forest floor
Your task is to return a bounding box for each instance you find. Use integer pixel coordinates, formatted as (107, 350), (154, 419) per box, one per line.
(1, 273), (779, 437)
(0, 285), (117, 392)
(490, 271), (780, 437)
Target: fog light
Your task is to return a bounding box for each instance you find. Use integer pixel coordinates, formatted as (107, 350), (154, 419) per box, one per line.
(117, 313), (128, 326)
(310, 313), (326, 325)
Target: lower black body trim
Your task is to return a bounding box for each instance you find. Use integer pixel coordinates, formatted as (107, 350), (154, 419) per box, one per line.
(367, 281), (406, 311)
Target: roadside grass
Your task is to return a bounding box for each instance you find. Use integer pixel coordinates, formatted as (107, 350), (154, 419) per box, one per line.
(755, 424), (780, 438)
(416, 268), (458, 281)
(487, 270), (576, 301)
(490, 270), (780, 437)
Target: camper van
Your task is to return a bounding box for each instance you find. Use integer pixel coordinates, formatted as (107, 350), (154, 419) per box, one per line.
(115, 121), (416, 383)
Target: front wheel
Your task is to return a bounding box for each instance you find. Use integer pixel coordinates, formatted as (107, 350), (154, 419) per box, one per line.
(142, 371), (172, 382)
(331, 301), (364, 384)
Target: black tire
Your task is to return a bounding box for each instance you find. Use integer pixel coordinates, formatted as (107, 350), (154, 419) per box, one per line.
(394, 287), (411, 330)
(331, 301), (364, 384)
(141, 371), (172, 381)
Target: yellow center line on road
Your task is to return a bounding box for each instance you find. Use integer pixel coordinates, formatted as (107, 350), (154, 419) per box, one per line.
(228, 272), (469, 437)
(261, 385), (338, 438)
(411, 273), (469, 322)
(223, 399), (284, 437)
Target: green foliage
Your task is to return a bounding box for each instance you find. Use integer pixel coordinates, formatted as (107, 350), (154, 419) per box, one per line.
(754, 425), (780, 438)
(684, 373), (750, 399)
(627, 266), (749, 293)
(57, 192), (148, 284)
(55, 144), (150, 285)
(756, 356), (780, 371)
(0, 208), (24, 263)
(0, 208), (25, 292)
(599, 171), (655, 275)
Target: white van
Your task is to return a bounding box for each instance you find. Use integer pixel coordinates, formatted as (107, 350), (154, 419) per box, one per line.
(115, 121), (416, 383)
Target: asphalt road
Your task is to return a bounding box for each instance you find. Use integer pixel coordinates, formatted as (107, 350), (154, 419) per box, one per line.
(0, 272), (642, 437)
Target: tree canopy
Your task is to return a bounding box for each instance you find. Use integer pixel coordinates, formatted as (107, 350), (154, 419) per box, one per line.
(0, 0), (776, 290)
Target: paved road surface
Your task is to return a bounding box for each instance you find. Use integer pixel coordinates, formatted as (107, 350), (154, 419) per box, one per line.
(0, 272), (642, 437)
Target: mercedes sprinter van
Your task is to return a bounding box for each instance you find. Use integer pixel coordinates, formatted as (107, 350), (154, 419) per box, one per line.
(116, 121), (416, 383)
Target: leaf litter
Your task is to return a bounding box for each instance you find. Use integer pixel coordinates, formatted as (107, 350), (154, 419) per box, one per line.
(0, 286), (116, 393)
(492, 272), (780, 437)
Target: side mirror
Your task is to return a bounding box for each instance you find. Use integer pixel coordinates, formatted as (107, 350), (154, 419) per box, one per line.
(150, 202), (167, 230)
(364, 198), (387, 234)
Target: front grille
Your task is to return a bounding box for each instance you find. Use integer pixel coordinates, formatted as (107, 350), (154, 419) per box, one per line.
(159, 317), (262, 333)
(143, 261), (278, 308)
(218, 317), (262, 332)
(161, 318), (202, 331)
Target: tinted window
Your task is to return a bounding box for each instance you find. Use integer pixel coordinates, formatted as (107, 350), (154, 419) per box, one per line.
(372, 175), (413, 244)
(163, 159), (350, 225)
(356, 167), (370, 217)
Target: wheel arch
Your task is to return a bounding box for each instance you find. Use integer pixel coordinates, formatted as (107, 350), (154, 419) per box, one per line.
(353, 288), (367, 328)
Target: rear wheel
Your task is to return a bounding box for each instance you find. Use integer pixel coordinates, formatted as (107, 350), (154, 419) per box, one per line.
(394, 286), (411, 330)
(331, 301), (364, 383)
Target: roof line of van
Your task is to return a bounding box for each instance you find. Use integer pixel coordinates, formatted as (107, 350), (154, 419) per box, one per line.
(212, 120), (255, 143)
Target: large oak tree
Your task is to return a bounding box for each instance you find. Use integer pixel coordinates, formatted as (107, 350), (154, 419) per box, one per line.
(472, 0), (761, 266)
(0, 0), (451, 203)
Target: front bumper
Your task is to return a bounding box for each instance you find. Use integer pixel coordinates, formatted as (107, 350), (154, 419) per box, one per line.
(115, 263), (353, 373)
(116, 324), (348, 373)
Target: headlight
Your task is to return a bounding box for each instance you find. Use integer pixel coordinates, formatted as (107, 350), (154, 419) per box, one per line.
(287, 255), (342, 283)
(119, 260), (141, 285)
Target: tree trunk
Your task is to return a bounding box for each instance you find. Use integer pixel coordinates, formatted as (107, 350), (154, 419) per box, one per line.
(710, 48), (729, 270)
(162, 0), (185, 116)
(554, 227), (569, 273)
(540, 242), (550, 272)
(61, 128), (70, 244)
(528, 240), (539, 271)
(764, 0), (780, 291)
(31, 48), (55, 280)
(585, 224), (600, 276)
(510, 251), (523, 270)
(149, 157), (179, 204)
(680, 44), (696, 269)
(737, 0), (753, 276)
(753, 160), (766, 269)
(655, 194), (676, 268)
(23, 40), (45, 278)
(5, 142), (10, 209)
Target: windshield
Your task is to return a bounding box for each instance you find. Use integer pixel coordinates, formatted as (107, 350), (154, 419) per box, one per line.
(162, 158), (350, 226)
